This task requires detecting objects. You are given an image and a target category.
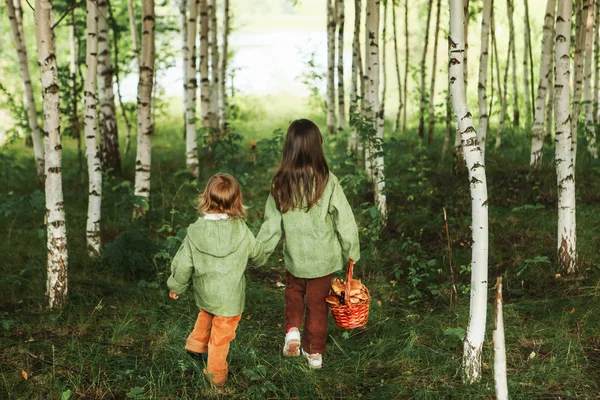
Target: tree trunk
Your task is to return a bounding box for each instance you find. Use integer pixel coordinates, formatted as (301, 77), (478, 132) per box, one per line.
(35, 0), (68, 309)
(531, 0), (557, 169)
(525, 0), (536, 122)
(418, 0), (434, 138)
(337, 0), (347, 131)
(449, 0), (489, 383)
(348, 0), (362, 151)
(327, 0), (337, 134)
(6, 0), (45, 184)
(127, 0), (140, 69)
(507, 0), (520, 127)
(219, 0), (230, 133)
(545, 47), (555, 143)
(493, 277), (508, 400)
(185, 0), (200, 177)
(98, 0), (120, 173)
(522, 5), (531, 125)
(463, 0), (470, 90)
(583, 0), (597, 158)
(443, 79), (452, 161)
(392, 1), (403, 134)
(427, 0), (442, 145)
(209, 0), (219, 129)
(593, 0), (599, 125)
(555, 0), (577, 274)
(496, 33), (512, 150)
(180, 0), (188, 139)
(571, 0), (586, 164)
(133, 0), (155, 218)
(365, 0), (387, 220)
(69, 10), (82, 173)
(402, 0), (409, 132)
(199, 0), (210, 130)
(83, 0), (102, 256)
(476, 0), (492, 161)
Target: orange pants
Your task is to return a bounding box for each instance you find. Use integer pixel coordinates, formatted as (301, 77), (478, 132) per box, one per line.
(185, 309), (241, 387)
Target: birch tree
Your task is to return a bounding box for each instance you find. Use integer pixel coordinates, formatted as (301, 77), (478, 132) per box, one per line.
(349, 0), (363, 151)
(133, 0), (155, 218)
(70, 10), (82, 172)
(463, 0), (470, 90)
(6, 0), (45, 184)
(185, 0), (200, 177)
(449, 0), (489, 383)
(583, 0), (597, 158)
(555, 0), (577, 274)
(593, 0), (599, 124)
(199, 0), (210, 129)
(530, 0), (557, 169)
(327, 0), (337, 134)
(83, 0), (102, 256)
(546, 45), (555, 142)
(496, 35), (512, 150)
(493, 277), (508, 400)
(476, 0), (492, 160)
(180, 0), (188, 136)
(98, 0), (120, 172)
(365, 0), (387, 219)
(418, 0), (434, 138)
(506, 0), (519, 128)
(427, 0), (442, 145)
(35, 0), (68, 309)
(219, 0), (230, 133)
(523, 0), (532, 125)
(571, 0), (586, 164)
(402, 0), (409, 132)
(208, 0), (219, 129)
(337, 0), (346, 131)
(127, 0), (140, 68)
(392, 0), (403, 133)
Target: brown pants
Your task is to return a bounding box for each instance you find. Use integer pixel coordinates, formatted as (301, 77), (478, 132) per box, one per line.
(285, 271), (332, 355)
(185, 309), (241, 386)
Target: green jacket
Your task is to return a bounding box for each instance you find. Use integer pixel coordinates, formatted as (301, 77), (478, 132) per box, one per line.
(167, 216), (266, 317)
(257, 173), (360, 279)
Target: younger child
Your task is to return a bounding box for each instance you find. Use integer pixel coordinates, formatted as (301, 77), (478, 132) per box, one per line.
(168, 174), (266, 387)
(257, 119), (360, 369)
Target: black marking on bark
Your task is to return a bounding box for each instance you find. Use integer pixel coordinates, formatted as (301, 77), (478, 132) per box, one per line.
(48, 167), (61, 173)
(46, 84), (59, 95)
(90, 190), (101, 196)
(55, 144), (62, 151)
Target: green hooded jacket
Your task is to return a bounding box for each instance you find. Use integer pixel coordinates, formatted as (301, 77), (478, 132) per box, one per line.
(167, 216), (266, 317)
(257, 173), (360, 279)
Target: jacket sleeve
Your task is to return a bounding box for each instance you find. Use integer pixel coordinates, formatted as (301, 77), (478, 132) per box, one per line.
(247, 228), (267, 267)
(256, 194), (282, 260)
(329, 181), (361, 262)
(167, 236), (194, 295)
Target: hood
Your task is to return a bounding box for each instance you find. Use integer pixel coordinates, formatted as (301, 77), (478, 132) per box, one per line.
(186, 217), (248, 258)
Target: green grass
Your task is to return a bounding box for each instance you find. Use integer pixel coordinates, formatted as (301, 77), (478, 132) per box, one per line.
(1, 102), (599, 399)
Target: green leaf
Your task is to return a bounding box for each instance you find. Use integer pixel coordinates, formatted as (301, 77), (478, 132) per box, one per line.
(60, 390), (72, 400)
(444, 327), (466, 341)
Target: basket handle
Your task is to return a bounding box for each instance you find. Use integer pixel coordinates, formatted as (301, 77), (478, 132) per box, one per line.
(345, 260), (355, 307)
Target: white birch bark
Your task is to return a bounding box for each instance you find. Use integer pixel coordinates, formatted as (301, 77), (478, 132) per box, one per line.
(70, 10), (82, 173)
(327, 0), (337, 134)
(463, 0), (470, 91)
(571, 0), (586, 164)
(476, 0), (492, 161)
(98, 0), (120, 172)
(392, 2), (403, 134)
(35, 0), (68, 309)
(418, 0), (434, 138)
(180, 0), (188, 137)
(348, 0), (362, 151)
(493, 277), (509, 400)
(427, 0), (441, 145)
(583, 0), (597, 158)
(84, 0), (102, 257)
(402, 0), (409, 133)
(133, 0), (155, 218)
(365, 0), (387, 220)
(507, 0), (520, 128)
(594, 0), (599, 124)
(219, 0), (230, 133)
(555, 0), (577, 274)
(449, 0), (489, 383)
(546, 50), (555, 142)
(523, 1), (532, 125)
(199, 0), (210, 129)
(496, 35), (512, 150)
(7, 0), (45, 184)
(337, 0), (347, 131)
(531, 0), (557, 169)
(185, 0), (200, 177)
(208, 0), (219, 129)
(127, 0), (140, 69)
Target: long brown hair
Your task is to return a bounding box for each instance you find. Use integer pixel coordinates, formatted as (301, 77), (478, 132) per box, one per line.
(271, 119), (329, 213)
(197, 174), (247, 219)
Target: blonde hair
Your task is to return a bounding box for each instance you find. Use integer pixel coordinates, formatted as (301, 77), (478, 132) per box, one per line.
(197, 174), (247, 219)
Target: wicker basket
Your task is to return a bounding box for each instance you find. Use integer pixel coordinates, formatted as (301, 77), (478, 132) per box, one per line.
(329, 261), (370, 329)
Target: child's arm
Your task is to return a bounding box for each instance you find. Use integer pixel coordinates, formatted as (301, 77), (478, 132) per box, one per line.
(330, 181), (361, 262)
(167, 236), (194, 297)
(248, 230), (267, 267)
(256, 194), (283, 260)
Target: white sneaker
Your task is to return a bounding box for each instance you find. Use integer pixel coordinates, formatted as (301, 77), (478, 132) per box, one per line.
(283, 327), (301, 356)
(302, 349), (323, 369)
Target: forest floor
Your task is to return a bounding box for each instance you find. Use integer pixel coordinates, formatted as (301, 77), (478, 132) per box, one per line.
(1, 104), (600, 399)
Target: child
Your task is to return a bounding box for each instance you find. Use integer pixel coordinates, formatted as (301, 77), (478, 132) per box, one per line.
(257, 119), (360, 369)
(167, 173), (266, 387)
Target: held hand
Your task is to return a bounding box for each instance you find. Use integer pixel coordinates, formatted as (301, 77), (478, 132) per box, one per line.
(169, 291), (179, 300)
